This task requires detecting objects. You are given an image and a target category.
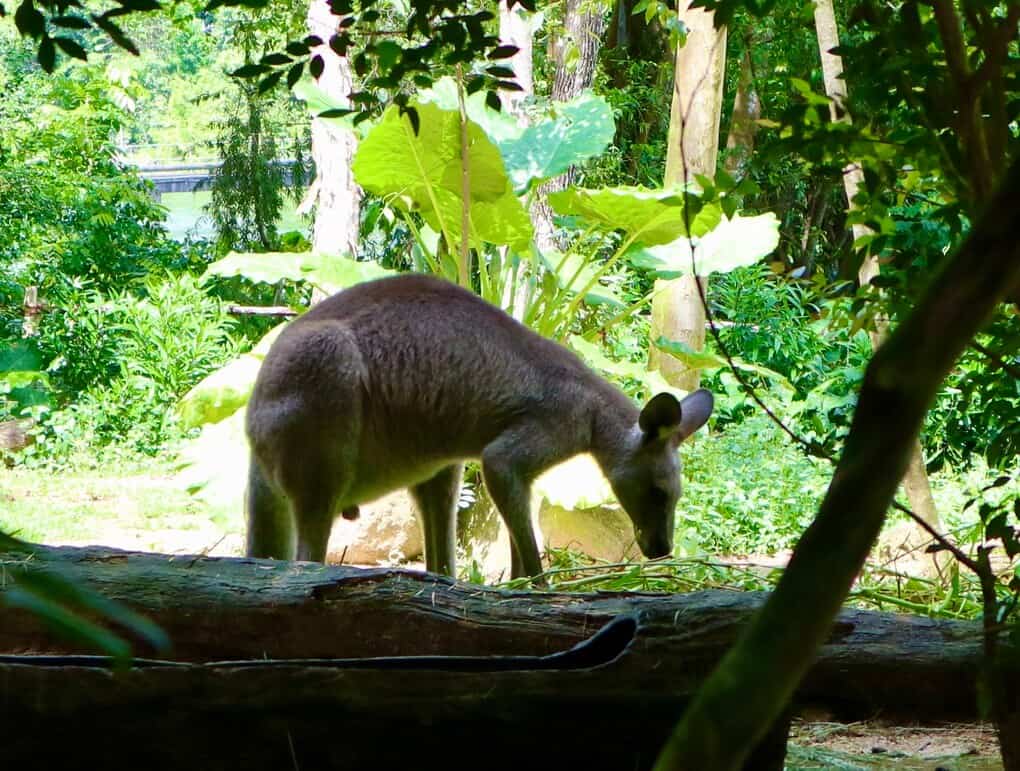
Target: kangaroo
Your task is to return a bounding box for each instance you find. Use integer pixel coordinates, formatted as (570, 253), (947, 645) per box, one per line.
(245, 274), (714, 580)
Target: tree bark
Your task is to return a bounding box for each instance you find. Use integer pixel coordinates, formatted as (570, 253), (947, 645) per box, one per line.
(305, 0), (361, 259)
(648, 3), (727, 390)
(812, 0), (946, 557)
(651, 157), (1020, 770)
(1, 543), (1014, 724)
(723, 46), (759, 177)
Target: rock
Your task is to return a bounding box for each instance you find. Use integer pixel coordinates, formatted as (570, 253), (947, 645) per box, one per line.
(873, 520), (947, 579)
(326, 490), (424, 566)
(540, 503), (641, 563)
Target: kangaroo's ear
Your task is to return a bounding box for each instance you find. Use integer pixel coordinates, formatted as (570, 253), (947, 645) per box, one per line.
(676, 388), (714, 442)
(638, 392), (683, 441)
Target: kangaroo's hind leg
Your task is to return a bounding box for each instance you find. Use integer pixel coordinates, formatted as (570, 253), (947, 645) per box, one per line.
(411, 463), (464, 577)
(245, 455), (295, 560)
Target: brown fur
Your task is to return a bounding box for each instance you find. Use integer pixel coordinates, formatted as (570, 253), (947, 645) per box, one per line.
(245, 275), (713, 579)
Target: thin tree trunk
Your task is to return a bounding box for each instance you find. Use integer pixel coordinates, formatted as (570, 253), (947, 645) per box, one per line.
(305, 0), (361, 261)
(723, 46), (759, 177)
(648, 2), (727, 390)
(813, 0), (946, 554)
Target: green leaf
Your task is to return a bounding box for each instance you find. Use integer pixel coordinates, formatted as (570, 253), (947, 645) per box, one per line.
(4, 566), (170, 660)
(548, 186), (707, 246)
(627, 212), (781, 278)
(536, 248), (624, 308)
(53, 35), (87, 61)
(38, 35), (55, 73)
(497, 91), (615, 194)
(0, 370), (51, 390)
(261, 52), (292, 66)
(178, 354), (262, 428)
(50, 14), (92, 29)
(654, 337), (795, 392)
(203, 252), (395, 295)
(175, 408), (249, 508)
(291, 77), (368, 133)
(352, 101), (533, 251)
(0, 341), (42, 372)
(15, 0), (45, 37)
(231, 63), (269, 78)
(417, 76), (521, 143)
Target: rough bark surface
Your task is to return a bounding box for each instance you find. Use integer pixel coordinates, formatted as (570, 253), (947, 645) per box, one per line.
(0, 543), (1011, 723)
(648, 2), (727, 389)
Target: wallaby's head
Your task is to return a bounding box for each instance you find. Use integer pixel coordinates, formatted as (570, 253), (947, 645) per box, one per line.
(606, 389), (714, 560)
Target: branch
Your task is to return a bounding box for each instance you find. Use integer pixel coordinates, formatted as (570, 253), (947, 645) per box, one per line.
(226, 305), (298, 317)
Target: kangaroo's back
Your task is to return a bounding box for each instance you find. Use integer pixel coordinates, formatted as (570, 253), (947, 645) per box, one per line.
(268, 274), (598, 452)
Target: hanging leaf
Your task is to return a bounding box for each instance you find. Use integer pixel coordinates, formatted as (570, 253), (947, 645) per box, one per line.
(498, 91), (615, 193)
(202, 251), (395, 295)
(626, 212), (781, 278)
(178, 324), (286, 429)
(548, 186), (714, 246)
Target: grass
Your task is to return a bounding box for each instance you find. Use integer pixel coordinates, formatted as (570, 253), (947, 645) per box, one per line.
(0, 460), (242, 555)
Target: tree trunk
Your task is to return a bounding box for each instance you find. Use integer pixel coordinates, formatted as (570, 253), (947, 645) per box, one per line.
(648, 3), (727, 390)
(723, 46), (759, 177)
(532, 0), (609, 253)
(305, 0), (361, 259)
(812, 0), (946, 556)
(651, 156), (1020, 769)
(1, 544), (1013, 725)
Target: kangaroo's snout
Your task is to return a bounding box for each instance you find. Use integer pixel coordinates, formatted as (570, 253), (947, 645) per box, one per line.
(636, 530), (673, 560)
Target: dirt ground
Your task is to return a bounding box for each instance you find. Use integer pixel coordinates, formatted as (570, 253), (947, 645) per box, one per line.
(788, 718), (1002, 769)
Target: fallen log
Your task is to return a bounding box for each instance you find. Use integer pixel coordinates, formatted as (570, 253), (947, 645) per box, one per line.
(0, 544), (1010, 770)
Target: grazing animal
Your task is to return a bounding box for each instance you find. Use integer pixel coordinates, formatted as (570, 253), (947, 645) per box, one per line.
(245, 274), (714, 579)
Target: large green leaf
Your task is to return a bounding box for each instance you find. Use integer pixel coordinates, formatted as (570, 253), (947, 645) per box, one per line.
(627, 213), (781, 277)
(568, 335), (679, 397)
(178, 324), (285, 429)
(419, 80), (615, 194)
(418, 77), (522, 144)
(498, 92), (616, 194)
(352, 101), (533, 251)
(548, 186), (721, 246)
(202, 252), (394, 295)
(175, 408), (249, 508)
(0, 342), (42, 373)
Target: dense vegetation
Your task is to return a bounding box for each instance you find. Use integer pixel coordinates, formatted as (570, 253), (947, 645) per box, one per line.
(1, 0), (1016, 567)
(2, 0), (1018, 767)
